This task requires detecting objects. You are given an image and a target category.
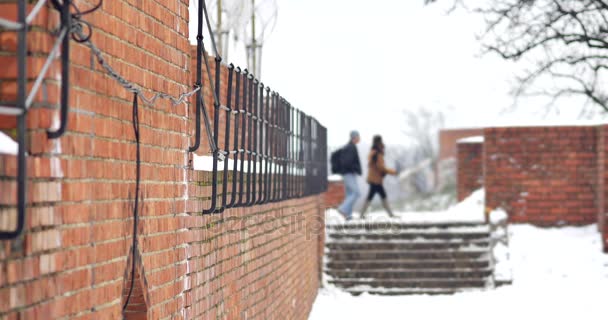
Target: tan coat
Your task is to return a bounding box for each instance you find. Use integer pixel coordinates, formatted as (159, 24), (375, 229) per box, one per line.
(366, 150), (397, 185)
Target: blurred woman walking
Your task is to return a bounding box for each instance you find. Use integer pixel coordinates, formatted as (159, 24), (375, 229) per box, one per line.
(360, 135), (397, 219)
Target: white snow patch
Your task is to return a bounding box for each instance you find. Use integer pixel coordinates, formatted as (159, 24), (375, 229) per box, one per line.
(326, 226), (490, 236)
(328, 174), (343, 182)
(311, 224), (608, 320)
(319, 188), (608, 319)
(441, 188), (485, 221)
(457, 136), (484, 144)
(493, 241), (511, 282)
(192, 154), (231, 171)
(326, 188), (486, 225)
(326, 239), (490, 245)
(489, 208), (508, 225)
(0, 131), (18, 155)
(192, 154), (299, 174)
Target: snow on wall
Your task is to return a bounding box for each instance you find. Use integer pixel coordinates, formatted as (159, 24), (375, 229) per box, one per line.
(0, 131), (17, 155)
(457, 136), (484, 144)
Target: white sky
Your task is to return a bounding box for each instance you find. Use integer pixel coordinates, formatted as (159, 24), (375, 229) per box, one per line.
(190, 0), (599, 148)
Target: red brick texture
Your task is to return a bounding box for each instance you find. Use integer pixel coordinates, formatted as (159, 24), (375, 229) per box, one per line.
(181, 196), (323, 320)
(484, 126), (598, 226)
(439, 128), (484, 161)
(457, 141), (483, 201)
(0, 2), (324, 319)
(597, 125), (608, 252)
(324, 180), (345, 209)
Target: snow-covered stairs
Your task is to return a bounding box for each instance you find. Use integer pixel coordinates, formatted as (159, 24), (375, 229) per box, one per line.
(324, 221), (494, 295)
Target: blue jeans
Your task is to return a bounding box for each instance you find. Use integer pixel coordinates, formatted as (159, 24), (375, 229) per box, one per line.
(338, 173), (360, 219)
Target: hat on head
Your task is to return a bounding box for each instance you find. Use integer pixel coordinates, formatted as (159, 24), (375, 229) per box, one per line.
(350, 130), (360, 140)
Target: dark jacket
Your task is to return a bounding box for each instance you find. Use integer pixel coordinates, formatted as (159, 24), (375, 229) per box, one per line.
(340, 142), (362, 175)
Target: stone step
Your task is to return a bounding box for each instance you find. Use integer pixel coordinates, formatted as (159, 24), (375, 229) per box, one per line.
(326, 240), (490, 251)
(327, 231), (490, 242)
(327, 222), (487, 231)
(325, 268), (493, 280)
(325, 259), (491, 270)
(329, 278), (488, 289)
(343, 287), (482, 296)
(323, 220), (497, 295)
(327, 249), (489, 261)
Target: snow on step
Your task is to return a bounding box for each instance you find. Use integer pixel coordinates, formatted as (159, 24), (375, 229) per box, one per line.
(328, 278), (489, 289)
(326, 268), (493, 280)
(326, 240), (490, 251)
(326, 221), (487, 230)
(326, 259), (491, 270)
(328, 232), (489, 242)
(324, 219), (495, 295)
(343, 287), (478, 296)
(327, 249), (489, 261)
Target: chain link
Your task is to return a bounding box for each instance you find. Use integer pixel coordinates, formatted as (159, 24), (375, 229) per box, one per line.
(73, 23), (201, 107)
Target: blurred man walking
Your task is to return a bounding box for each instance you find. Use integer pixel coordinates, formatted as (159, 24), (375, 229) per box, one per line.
(336, 131), (362, 220)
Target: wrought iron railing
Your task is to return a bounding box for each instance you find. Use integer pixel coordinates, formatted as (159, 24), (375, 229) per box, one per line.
(0, 0), (53, 240)
(199, 62), (328, 214)
(0, 0), (328, 239)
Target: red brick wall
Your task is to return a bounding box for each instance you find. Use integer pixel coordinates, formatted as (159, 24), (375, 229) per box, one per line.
(181, 194), (323, 319)
(439, 128), (484, 161)
(598, 125), (608, 252)
(0, 2), (324, 319)
(484, 126), (598, 226)
(324, 180), (345, 209)
(457, 141), (483, 201)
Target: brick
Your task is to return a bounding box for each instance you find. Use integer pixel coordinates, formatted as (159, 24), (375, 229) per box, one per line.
(0, 1), (323, 319)
(482, 125), (599, 226)
(457, 142), (483, 201)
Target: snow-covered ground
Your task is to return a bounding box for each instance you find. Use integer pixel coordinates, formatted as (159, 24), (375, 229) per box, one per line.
(313, 189), (608, 320)
(311, 224), (608, 319)
(326, 189), (488, 225)
(0, 131), (17, 155)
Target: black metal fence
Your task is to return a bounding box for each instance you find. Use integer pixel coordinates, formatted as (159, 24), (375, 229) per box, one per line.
(0, 0), (328, 241)
(200, 62), (328, 214)
(0, 0), (53, 240)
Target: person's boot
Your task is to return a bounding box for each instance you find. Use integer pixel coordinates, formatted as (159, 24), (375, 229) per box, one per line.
(359, 201), (370, 219)
(337, 208), (349, 221)
(382, 199), (395, 218)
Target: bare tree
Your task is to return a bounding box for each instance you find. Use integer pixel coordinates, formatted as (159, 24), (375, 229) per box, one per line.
(427, 0), (608, 113)
(402, 108), (445, 193)
(403, 108), (444, 164)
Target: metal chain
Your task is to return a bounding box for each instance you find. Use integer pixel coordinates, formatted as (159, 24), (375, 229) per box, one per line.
(73, 23), (201, 107)
(71, 19), (224, 158)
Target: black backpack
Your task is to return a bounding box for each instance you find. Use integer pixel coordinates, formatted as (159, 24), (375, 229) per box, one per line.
(330, 147), (344, 174)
